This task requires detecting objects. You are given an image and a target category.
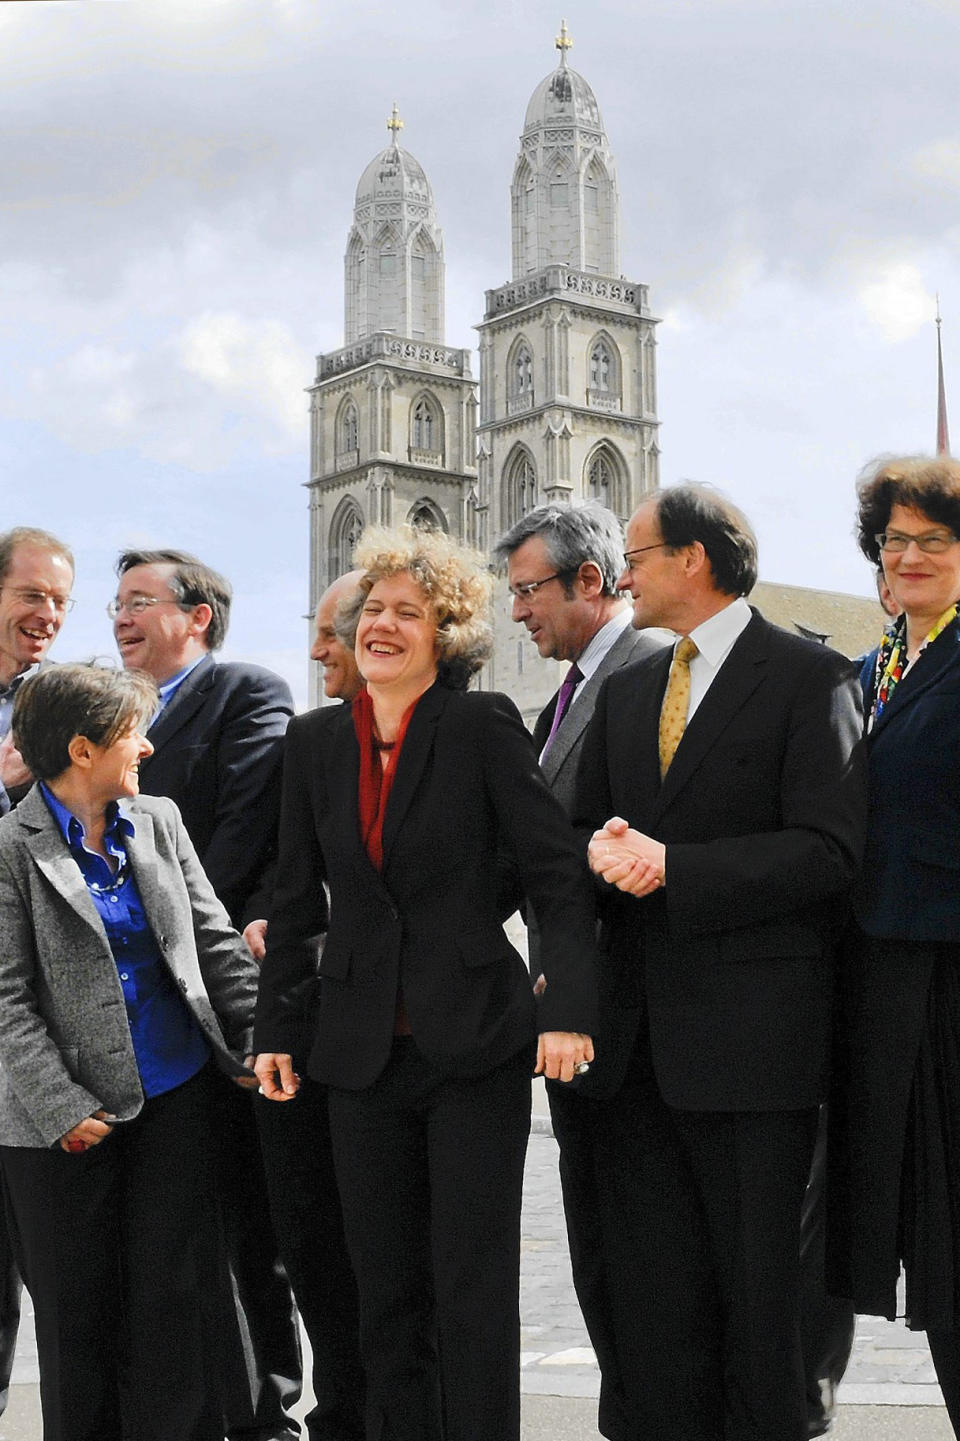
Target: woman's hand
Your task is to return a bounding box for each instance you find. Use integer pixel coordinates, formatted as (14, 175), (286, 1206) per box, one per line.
(59, 1110), (113, 1154)
(254, 1053), (300, 1101)
(535, 1032), (595, 1084)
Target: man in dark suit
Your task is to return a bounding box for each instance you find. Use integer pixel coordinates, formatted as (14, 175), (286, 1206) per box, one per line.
(0, 525), (76, 1418)
(111, 548), (301, 1441)
(577, 485), (867, 1441)
(494, 501), (666, 1439)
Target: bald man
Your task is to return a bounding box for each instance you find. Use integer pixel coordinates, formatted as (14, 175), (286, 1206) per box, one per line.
(252, 569), (366, 1441)
(310, 569), (365, 703)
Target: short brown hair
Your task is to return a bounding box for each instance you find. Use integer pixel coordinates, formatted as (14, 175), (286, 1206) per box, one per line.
(0, 528), (74, 587)
(855, 455), (960, 566)
(13, 664), (157, 782)
(116, 548), (232, 650)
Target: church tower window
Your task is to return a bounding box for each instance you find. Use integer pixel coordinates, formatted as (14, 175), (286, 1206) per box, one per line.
(502, 448), (537, 529)
(590, 341), (611, 391)
(329, 497), (365, 578)
(410, 394), (443, 460)
(585, 444), (628, 519)
(338, 398), (359, 455)
(508, 340), (535, 413)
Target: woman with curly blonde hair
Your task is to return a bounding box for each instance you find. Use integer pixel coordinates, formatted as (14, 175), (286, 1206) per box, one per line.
(255, 524), (597, 1441)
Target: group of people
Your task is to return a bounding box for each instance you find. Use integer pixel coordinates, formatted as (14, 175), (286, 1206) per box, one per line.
(0, 451), (959, 1441)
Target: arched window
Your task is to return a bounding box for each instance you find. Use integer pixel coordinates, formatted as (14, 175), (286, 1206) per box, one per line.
(412, 398), (434, 450)
(410, 394), (442, 460)
(407, 499), (448, 533)
(585, 445), (627, 519)
(502, 449), (537, 530)
(586, 333), (621, 408)
(507, 339), (535, 413)
(328, 497), (364, 578)
(515, 345), (534, 397)
(590, 340), (612, 391)
(338, 398), (359, 454)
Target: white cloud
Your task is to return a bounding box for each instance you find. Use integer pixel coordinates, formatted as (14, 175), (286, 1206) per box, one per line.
(857, 262), (935, 342)
(178, 310), (311, 440)
(915, 138), (960, 187)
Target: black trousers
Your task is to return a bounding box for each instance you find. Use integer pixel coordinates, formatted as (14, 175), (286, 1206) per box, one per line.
(0, 1066), (223, 1441)
(209, 1074), (303, 1441)
(552, 1040), (818, 1441)
(255, 1077), (364, 1441)
(327, 1039), (532, 1441)
(0, 1209), (21, 1418)
(799, 1106), (855, 1436)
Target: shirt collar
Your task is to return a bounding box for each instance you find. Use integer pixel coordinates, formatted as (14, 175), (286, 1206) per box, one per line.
(686, 595), (753, 670)
(40, 783), (135, 856)
(0, 664), (36, 704)
(156, 654), (205, 706)
(576, 607), (633, 681)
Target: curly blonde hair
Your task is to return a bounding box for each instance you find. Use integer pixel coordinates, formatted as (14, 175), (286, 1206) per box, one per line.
(341, 525), (493, 690)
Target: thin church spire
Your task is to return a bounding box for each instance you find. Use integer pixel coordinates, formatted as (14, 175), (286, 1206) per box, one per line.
(937, 298), (950, 457)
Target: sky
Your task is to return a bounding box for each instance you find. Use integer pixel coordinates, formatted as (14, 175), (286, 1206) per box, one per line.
(2, 0), (958, 706)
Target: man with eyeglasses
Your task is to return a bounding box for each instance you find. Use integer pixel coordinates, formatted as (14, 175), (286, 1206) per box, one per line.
(111, 548), (303, 1441)
(572, 484), (867, 1441)
(0, 525), (75, 1419)
(0, 526), (75, 820)
(494, 501), (666, 1441)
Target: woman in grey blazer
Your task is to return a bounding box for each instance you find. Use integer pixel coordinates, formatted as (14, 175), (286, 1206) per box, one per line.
(0, 664), (260, 1441)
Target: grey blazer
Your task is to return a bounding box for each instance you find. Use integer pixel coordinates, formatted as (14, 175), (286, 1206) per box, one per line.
(0, 788), (259, 1149)
(532, 625), (668, 814)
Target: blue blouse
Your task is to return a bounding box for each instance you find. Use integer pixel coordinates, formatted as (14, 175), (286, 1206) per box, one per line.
(40, 785), (210, 1097)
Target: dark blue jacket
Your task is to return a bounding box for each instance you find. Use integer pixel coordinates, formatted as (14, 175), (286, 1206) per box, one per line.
(856, 618), (960, 940)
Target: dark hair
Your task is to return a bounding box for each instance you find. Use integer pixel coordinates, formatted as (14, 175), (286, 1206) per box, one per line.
(0, 527), (74, 586)
(116, 548), (232, 650)
(12, 664), (158, 782)
(493, 501), (624, 597)
(855, 455), (960, 566)
(654, 484), (758, 596)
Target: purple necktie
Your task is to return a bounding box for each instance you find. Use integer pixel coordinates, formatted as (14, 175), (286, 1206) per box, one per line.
(541, 663), (583, 757)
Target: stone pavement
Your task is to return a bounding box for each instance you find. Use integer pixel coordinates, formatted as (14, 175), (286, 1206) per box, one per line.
(0, 1123), (953, 1439)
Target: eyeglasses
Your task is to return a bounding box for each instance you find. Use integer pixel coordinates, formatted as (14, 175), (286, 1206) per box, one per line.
(508, 567), (580, 600)
(0, 587), (75, 614)
(875, 530), (959, 554)
(622, 542), (669, 571)
(107, 595), (188, 619)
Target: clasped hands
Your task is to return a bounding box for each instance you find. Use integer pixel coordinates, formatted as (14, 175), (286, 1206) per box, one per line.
(588, 815), (665, 898)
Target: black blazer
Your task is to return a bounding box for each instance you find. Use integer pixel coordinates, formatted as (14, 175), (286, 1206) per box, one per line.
(137, 653), (294, 927)
(855, 618), (960, 940)
(254, 681), (599, 1090)
(573, 611), (867, 1111)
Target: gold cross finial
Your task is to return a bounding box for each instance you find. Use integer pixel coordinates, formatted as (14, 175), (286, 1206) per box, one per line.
(387, 101), (403, 139)
(556, 18), (573, 60)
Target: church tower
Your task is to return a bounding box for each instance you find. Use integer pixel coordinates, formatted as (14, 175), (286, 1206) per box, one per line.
(477, 23), (661, 709)
(306, 106), (479, 703)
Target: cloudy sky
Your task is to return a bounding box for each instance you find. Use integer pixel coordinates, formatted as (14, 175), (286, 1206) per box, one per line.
(3, 0), (957, 704)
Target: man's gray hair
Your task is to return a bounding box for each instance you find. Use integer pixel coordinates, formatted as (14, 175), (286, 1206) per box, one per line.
(493, 501), (624, 597)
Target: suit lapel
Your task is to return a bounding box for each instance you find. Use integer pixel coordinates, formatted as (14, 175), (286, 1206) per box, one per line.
(652, 615), (766, 824)
(870, 619), (960, 739)
(614, 647), (671, 819)
(380, 682), (448, 870)
(542, 630), (634, 783)
(142, 653), (215, 759)
(16, 787), (112, 935)
(124, 807), (167, 933)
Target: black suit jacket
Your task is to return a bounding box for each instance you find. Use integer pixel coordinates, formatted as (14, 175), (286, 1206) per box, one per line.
(573, 610), (867, 1111)
(254, 681), (599, 1090)
(137, 653), (294, 927)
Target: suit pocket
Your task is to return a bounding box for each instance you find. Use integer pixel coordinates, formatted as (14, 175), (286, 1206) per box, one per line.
(318, 939), (351, 981)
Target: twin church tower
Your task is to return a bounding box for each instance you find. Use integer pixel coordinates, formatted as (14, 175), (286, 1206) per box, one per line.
(306, 25), (661, 709)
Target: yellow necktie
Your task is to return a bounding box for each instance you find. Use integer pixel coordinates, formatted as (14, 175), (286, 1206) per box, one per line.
(658, 637), (699, 778)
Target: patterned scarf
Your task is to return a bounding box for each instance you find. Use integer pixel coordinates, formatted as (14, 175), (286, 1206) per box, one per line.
(870, 603), (959, 727)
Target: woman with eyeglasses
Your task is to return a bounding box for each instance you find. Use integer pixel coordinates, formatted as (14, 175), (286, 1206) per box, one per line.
(829, 455), (960, 1433)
